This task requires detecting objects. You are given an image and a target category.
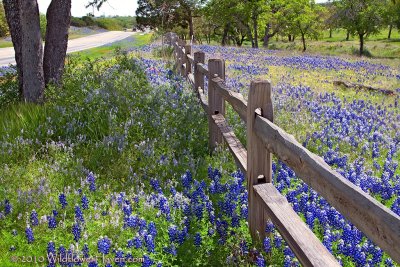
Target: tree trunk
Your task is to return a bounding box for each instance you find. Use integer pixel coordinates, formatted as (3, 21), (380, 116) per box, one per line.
(346, 30), (350, 41)
(388, 24), (393, 39)
(252, 15), (258, 48)
(263, 24), (271, 47)
(188, 11), (194, 43)
(301, 33), (306, 52)
(21, 0), (44, 103)
(359, 33), (364, 56)
(246, 25), (254, 48)
(221, 24), (229, 46)
(43, 0), (71, 86)
(3, 0), (23, 98)
(288, 35), (292, 42)
(329, 28), (332, 38)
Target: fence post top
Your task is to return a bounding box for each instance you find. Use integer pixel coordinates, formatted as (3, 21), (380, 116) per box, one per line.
(208, 58), (225, 63)
(250, 79), (271, 86)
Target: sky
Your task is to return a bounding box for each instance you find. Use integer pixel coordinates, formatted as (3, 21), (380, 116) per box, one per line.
(37, 0), (138, 17)
(38, 0), (327, 18)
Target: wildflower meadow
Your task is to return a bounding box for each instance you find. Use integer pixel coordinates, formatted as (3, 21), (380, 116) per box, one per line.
(0, 34), (399, 267)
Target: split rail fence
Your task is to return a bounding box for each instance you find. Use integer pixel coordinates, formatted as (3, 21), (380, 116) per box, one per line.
(166, 33), (400, 266)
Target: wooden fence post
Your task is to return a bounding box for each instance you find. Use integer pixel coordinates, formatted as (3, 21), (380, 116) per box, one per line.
(178, 40), (186, 76)
(174, 38), (180, 73)
(247, 79), (274, 241)
(184, 44), (192, 77)
(194, 51), (205, 95)
(208, 59), (226, 152)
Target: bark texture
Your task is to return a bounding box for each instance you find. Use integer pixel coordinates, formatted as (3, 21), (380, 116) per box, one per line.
(44, 0), (72, 86)
(3, 0), (23, 97)
(21, 0), (45, 103)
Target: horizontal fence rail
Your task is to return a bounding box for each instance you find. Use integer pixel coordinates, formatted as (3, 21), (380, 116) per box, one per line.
(166, 32), (400, 265)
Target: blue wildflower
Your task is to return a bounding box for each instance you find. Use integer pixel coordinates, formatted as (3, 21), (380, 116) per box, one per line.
(74, 205), (85, 223)
(59, 193), (67, 209)
(194, 232), (201, 247)
(48, 216), (57, 229)
(81, 195), (89, 210)
(25, 227), (34, 244)
(30, 210), (39, 226)
(72, 222), (81, 242)
(98, 236), (112, 254)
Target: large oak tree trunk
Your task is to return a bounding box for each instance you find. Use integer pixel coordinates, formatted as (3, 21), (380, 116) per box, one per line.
(43, 0), (71, 86)
(21, 0), (45, 103)
(3, 0), (23, 98)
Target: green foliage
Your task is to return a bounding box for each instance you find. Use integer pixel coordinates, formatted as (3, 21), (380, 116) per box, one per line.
(39, 13), (47, 39)
(0, 3), (8, 37)
(70, 16), (136, 31)
(0, 68), (19, 107)
(95, 17), (122, 30)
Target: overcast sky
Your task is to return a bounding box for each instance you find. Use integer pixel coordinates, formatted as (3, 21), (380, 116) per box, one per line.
(37, 0), (327, 18)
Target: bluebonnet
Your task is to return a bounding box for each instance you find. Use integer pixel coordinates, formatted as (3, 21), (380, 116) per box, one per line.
(263, 237), (271, 253)
(59, 193), (67, 209)
(82, 243), (90, 258)
(25, 227), (34, 243)
(265, 221), (274, 234)
(145, 234), (155, 253)
(142, 255), (153, 267)
(81, 195), (89, 209)
(87, 172), (96, 192)
(181, 171), (192, 189)
(115, 249), (125, 267)
(194, 232), (201, 247)
(133, 235), (142, 249)
(4, 199), (11, 215)
(124, 214), (138, 228)
(72, 222), (81, 242)
(48, 216), (57, 229)
(255, 255), (266, 267)
(148, 221), (157, 237)
(98, 236), (112, 254)
(75, 205), (85, 223)
(30, 210), (39, 226)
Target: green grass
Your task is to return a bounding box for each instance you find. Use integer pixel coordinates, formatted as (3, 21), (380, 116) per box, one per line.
(69, 33), (153, 61)
(0, 39), (12, 48)
(267, 28), (400, 58)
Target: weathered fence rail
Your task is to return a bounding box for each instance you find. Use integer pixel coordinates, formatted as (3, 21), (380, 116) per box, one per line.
(166, 32), (400, 265)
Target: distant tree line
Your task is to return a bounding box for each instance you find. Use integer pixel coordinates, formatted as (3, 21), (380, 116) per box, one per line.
(71, 15), (136, 31)
(135, 0), (400, 56)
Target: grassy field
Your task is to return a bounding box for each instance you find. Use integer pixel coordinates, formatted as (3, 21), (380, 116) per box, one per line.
(267, 28), (400, 58)
(69, 33), (153, 61)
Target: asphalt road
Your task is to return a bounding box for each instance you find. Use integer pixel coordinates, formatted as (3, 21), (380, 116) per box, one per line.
(0, 31), (135, 67)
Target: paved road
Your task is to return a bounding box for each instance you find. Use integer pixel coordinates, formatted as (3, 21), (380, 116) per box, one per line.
(0, 31), (135, 66)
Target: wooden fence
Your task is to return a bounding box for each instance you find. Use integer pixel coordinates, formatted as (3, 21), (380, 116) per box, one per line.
(166, 32), (400, 266)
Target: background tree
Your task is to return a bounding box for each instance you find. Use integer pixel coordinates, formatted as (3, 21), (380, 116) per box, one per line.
(383, 0), (400, 39)
(334, 0), (385, 56)
(283, 0), (325, 52)
(0, 3), (9, 37)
